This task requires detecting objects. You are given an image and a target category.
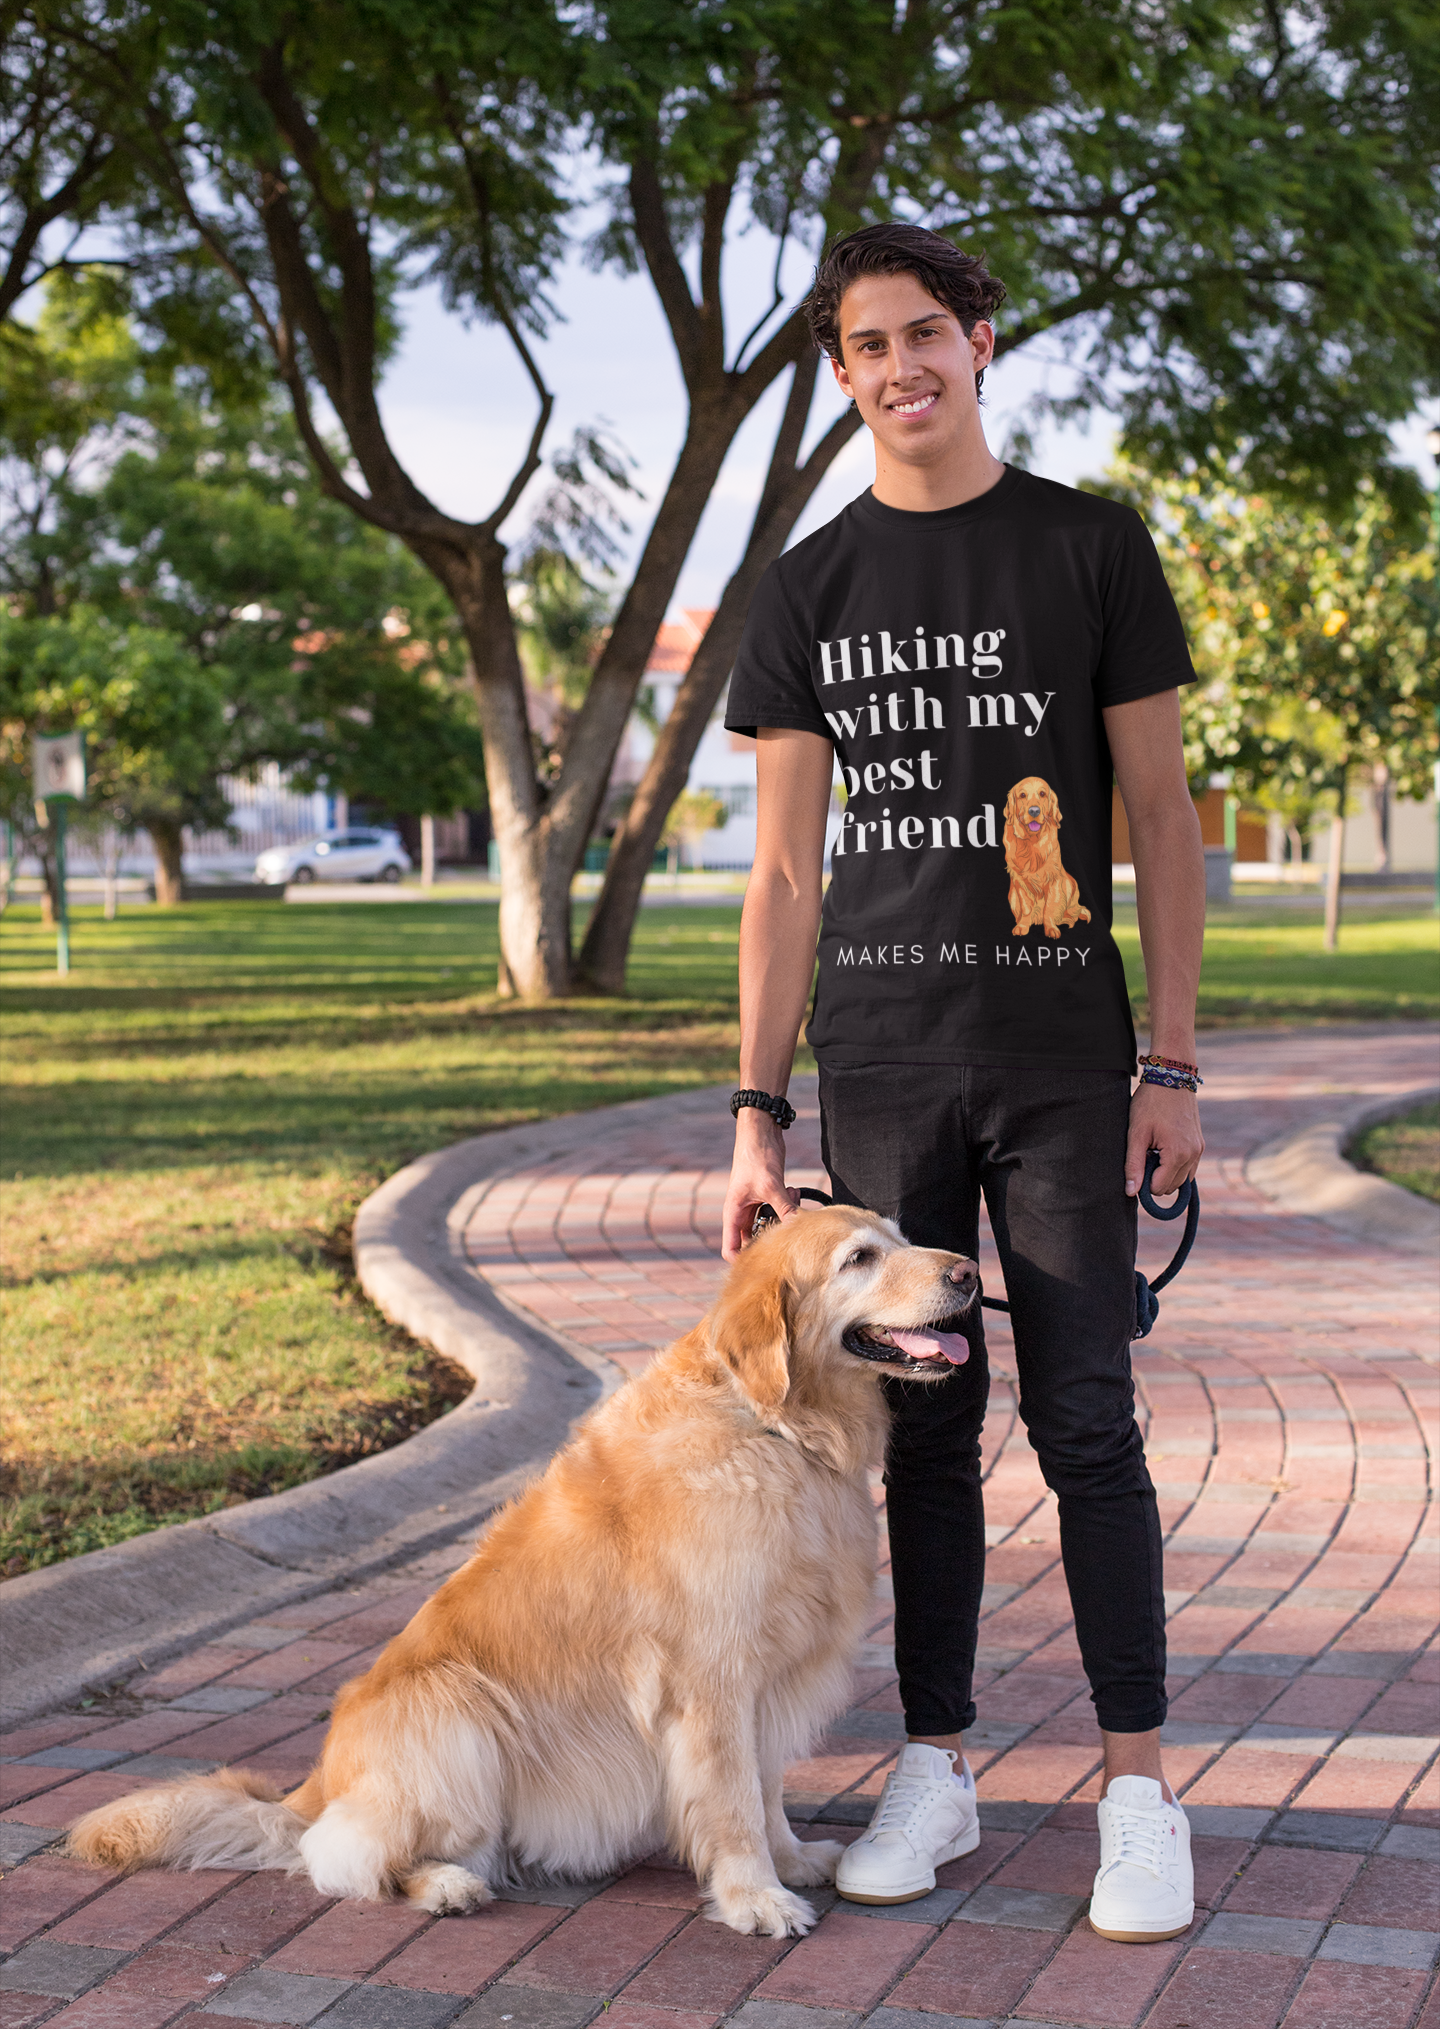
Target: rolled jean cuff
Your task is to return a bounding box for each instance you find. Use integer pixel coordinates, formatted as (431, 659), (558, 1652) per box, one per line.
(1093, 1702), (1168, 1735)
(901, 1700), (977, 1738)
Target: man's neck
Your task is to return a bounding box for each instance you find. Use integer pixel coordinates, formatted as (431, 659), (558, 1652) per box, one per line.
(871, 428), (1006, 513)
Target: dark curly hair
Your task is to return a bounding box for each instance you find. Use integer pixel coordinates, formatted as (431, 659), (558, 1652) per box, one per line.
(806, 223), (1007, 394)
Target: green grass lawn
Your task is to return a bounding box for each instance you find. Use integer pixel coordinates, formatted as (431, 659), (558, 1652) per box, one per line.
(1350, 1102), (1440, 1204)
(2, 892), (1435, 1575)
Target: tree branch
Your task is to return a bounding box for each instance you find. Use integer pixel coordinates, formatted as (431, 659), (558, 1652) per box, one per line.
(628, 154), (702, 385)
(0, 132), (113, 321)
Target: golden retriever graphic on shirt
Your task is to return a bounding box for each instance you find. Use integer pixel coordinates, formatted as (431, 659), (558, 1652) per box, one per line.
(1003, 776), (1092, 937)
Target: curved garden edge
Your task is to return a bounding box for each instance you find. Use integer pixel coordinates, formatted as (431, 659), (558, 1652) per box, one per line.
(1246, 1081), (1440, 1253)
(0, 1108), (650, 1732)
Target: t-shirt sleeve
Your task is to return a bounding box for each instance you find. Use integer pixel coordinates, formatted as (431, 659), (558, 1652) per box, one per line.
(723, 558), (830, 739)
(1092, 509), (1195, 706)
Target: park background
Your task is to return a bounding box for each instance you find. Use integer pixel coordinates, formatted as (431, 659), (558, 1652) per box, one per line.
(1, 0), (1437, 1568)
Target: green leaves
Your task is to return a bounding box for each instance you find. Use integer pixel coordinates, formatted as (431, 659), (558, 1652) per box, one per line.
(1, 277), (486, 833)
(1115, 457), (1439, 817)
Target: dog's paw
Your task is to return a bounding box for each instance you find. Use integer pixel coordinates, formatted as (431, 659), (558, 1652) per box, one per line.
(401, 1862), (493, 1915)
(774, 1837), (844, 1887)
(709, 1883), (816, 1937)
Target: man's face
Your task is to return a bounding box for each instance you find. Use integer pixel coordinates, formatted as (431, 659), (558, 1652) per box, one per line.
(831, 271), (994, 467)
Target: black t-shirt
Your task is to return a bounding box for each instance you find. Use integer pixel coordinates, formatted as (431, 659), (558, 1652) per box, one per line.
(725, 466), (1194, 1070)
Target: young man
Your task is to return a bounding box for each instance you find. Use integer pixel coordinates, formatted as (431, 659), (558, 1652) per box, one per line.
(721, 222), (1206, 1942)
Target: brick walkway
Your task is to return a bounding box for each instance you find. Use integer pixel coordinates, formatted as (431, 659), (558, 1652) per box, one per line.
(3, 1027), (1437, 2029)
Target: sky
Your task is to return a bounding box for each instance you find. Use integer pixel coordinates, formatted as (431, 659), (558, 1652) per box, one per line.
(373, 224), (1440, 623)
(372, 225), (1129, 618)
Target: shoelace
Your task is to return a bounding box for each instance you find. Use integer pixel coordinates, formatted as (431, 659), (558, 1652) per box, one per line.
(1104, 1803), (1171, 1876)
(870, 1774), (952, 1841)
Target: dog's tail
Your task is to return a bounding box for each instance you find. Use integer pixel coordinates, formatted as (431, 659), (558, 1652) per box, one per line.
(68, 1768), (319, 1875)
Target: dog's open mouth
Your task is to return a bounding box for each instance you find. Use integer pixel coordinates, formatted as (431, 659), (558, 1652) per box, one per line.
(843, 1314), (972, 1370)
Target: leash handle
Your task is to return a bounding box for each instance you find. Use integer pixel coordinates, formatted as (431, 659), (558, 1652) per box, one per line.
(1138, 1146), (1193, 1221)
(749, 1186), (834, 1236)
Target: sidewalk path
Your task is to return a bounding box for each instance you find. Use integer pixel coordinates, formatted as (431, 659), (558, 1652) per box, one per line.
(3, 1026), (1436, 2029)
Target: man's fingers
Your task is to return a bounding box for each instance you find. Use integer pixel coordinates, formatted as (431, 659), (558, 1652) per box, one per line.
(1124, 1122), (1149, 1198)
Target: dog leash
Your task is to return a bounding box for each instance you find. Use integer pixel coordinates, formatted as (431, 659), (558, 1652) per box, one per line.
(750, 1150), (1198, 1342)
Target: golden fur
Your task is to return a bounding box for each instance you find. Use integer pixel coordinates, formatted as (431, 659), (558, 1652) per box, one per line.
(1003, 775), (1092, 938)
(68, 1208), (974, 1938)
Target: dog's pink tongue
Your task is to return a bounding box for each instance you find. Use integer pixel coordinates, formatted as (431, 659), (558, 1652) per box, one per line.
(887, 1328), (970, 1365)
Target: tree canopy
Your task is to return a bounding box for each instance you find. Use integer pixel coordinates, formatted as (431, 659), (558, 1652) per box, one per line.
(1111, 459), (1438, 833)
(5, 0), (1435, 982)
(0, 273), (486, 897)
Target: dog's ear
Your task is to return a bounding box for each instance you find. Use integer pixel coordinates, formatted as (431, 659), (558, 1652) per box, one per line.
(1050, 787), (1063, 826)
(1005, 784), (1026, 840)
(709, 1250), (790, 1412)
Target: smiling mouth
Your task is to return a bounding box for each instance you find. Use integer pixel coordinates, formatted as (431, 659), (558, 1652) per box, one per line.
(889, 391), (938, 418)
(843, 1310), (973, 1370)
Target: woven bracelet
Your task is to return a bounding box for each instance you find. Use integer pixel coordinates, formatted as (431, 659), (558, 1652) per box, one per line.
(1138, 1064), (1202, 1093)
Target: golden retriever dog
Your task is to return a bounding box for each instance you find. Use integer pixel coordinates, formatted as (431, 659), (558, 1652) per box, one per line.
(1003, 775), (1092, 938)
(69, 1207), (976, 1938)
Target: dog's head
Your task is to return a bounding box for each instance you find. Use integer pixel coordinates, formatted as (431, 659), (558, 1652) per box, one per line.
(1005, 776), (1061, 842)
(708, 1206), (977, 1416)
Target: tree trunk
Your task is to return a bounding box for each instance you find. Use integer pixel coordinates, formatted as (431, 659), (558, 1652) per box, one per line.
(444, 539), (575, 997)
(577, 361), (860, 992)
(1322, 770), (1347, 951)
(420, 813), (435, 888)
(149, 819), (185, 905)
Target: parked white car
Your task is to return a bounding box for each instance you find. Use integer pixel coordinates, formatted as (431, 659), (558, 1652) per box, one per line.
(254, 829), (412, 885)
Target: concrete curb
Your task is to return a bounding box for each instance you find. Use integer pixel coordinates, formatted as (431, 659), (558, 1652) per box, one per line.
(1246, 1084), (1440, 1253)
(0, 1106), (668, 1730)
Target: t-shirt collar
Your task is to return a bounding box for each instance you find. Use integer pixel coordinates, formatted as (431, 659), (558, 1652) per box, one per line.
(852, 463), (1023, 531)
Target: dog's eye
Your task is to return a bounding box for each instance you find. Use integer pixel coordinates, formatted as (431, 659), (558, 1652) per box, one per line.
(843, 1247), (877, 1269)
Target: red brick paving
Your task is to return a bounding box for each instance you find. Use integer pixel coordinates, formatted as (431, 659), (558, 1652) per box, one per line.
(1140, 1948), (1301, 2029)
(508, 1897), (686, 1996)
(371, 1901), (559, 1993)
(0, 1858), (117, 1951)
(622, 1918), (790, 2010)
(3, 1769), (145, 1827)
(265, 1895), (432, 1974)
(1221, 1845), (1361, 1920)
(1021, 1922), (1190, 2026)
(752, 1909), (931, 2010)
(29, 1999), (177, 2029)
(163, 1869), (334, 1954)
(47, 1867), (238, 1949)
(1281, 1961), (1430, 2027)
(3, 1029), (1437, 2027)
(1338, 1858), (1440, 1932)
(889, 1921), (1057, 2017)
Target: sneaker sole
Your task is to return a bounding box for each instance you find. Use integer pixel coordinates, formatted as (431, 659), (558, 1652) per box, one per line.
(835, 1822), (981, 1905)
(1088, 1910), (1194, 1944)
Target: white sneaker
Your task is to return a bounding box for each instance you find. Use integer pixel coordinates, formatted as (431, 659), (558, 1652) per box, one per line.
(835, 1743), (980, 1905)
(1088, 1775), (1195, 1942)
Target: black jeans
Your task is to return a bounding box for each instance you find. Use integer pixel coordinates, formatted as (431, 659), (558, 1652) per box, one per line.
(819, 1061), (1167, 1737)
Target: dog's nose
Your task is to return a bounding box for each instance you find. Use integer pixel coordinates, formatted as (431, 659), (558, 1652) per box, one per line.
(947, 1261), (978, 1298)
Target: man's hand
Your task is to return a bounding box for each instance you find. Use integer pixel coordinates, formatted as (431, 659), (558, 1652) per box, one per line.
(1126, 1081), (1204, 1201)
(722, 1109), (799, 1260)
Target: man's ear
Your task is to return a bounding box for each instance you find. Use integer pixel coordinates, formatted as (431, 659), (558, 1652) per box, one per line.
(709, 1250), (790, 1413)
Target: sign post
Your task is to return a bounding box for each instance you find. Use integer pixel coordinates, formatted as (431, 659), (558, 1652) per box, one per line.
(32, 733), (86, 977)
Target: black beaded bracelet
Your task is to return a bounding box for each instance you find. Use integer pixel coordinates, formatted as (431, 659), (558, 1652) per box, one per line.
(730, 1088), (796, 1131)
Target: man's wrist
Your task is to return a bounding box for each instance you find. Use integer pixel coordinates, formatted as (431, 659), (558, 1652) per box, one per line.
(731, 1087), (795, 1131)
